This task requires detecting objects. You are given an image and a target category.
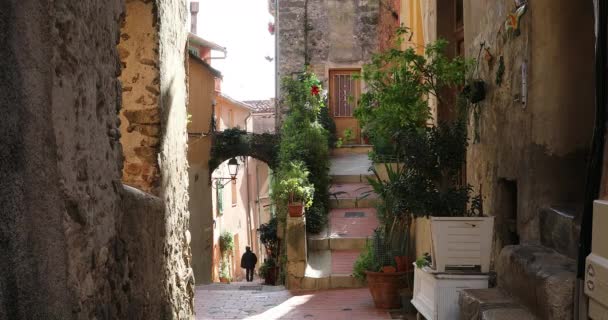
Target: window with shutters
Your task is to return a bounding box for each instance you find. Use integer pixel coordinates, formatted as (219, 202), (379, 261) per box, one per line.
(231, 181), (237, 207)
(216, 180), (224, 216)
(329, 70), (360, 118)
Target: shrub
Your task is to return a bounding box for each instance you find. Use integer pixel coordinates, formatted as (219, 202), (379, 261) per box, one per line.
(219, 231), (234, 256)
(272, 161), (314, 207)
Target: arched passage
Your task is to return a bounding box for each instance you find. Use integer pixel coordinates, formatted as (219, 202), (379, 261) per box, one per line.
(209, 128), (280, 173)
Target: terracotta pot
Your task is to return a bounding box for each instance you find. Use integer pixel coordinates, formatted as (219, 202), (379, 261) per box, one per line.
(219, 277), (230, 283)
(365, 271), (408, 309)
(288, 202), (304, 217)
(264, 266), (279, 285)
(395, 256), (412, 272)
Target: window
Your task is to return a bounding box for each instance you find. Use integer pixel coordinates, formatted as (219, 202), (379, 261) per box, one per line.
(229, 109), (234, 128)
(329, 70), (360, 117)
(231, 181), (237, 207)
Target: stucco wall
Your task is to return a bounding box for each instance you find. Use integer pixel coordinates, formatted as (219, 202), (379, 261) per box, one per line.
(187, 58), (216, 284)
(277, 0), (379, 125)
(463, 0), (594, 258)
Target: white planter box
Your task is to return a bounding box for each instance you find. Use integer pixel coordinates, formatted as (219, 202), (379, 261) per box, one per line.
(412, 266), (489, 320)
(430, 216), (494, 273)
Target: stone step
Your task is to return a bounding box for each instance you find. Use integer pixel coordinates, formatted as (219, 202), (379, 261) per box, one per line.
(304, 250), (366, 290)
(496, 245), (576, 320)
(301, 274), (365, 290)
(459, 288), (536, 320)
(329, 182), (378, 209)
(331, 174), (374, 184)
(330, 145), (373, 156)
(539, 205), (581, 259)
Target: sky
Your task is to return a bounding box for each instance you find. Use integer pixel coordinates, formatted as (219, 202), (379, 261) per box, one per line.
(188, 0), (275, 101)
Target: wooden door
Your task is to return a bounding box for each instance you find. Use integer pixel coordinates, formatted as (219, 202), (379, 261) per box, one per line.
(329, 69), (362, 144)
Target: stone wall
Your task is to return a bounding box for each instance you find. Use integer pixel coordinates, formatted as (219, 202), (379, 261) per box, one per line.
(119, 0), (162, 194)
(463, 0), (595, 259)
(277, 0), (379, 126)
(1, 0), (193, 318)
(156, 0), (193, 316)
(1, 0), (127, 318)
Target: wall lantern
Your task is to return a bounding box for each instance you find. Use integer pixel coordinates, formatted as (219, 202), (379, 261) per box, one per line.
(227, 157), (239, 182)
(212, 157), (239, 188)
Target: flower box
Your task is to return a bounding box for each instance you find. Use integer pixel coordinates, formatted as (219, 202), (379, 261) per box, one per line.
(430, 216), (494, 273)
(412, 265), (489, 320)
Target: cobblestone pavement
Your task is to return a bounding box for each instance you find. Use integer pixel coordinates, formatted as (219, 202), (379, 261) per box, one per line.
(194, 281), (392, 320)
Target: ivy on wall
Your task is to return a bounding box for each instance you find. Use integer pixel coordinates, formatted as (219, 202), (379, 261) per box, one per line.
(209, 128), (280, 173)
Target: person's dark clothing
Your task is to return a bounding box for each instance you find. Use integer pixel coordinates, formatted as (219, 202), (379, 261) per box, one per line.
(241, 249), (258, 282)
(246, 268), (254, 282)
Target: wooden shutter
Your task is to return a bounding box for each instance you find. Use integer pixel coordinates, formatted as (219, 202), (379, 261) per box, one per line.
(329, 70), (360, 118)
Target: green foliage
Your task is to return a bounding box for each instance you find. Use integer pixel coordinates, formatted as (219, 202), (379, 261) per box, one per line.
(318, 104), (337, 148)
(258, 258), (277, 279)
(219, 259), (231, 281)
(272, 161), (315, 207)
(209, 128), (280, 172)
(392, 121), (479, 217)
(219, 231), (234, 256)
(353, 240), (378, 281)
(258, 217), (279, 256)
(276, 70), (331, 234)
(355, 28), (472, 158)
(343, 128), (354, 144)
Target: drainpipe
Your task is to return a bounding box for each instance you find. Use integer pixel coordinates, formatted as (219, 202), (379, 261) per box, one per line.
(576, 1), (606, 318)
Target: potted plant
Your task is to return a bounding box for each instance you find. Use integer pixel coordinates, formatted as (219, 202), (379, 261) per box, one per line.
(219, 260), (231, 283)
(273, 161), (314, 217)
(393, 122), (493, 272)
(353, 164), (415, 309)
(258, 217), (280, 285)
(259, 258), (278, 285)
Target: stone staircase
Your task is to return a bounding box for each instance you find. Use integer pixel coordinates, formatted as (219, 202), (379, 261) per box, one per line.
(459, 206), (580, 320)
(302, 150), (379, 290)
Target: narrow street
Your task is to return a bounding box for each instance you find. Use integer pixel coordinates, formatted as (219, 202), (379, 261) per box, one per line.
(194, 282), (391, 320)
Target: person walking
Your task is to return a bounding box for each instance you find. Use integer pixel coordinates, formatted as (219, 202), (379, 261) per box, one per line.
(241, 246), (258, 282)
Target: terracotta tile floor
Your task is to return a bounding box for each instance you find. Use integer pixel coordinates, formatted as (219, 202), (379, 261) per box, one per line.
(195, 283), (391, 320)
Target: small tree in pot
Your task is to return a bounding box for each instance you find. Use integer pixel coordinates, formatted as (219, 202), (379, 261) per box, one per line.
(258, 217), (280, 285)
(273, 161), (315, 217)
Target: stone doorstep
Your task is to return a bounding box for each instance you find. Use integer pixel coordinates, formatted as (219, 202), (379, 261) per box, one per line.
(496, 245), (576, 320)
(308, 237), (367, 251)
(301, 275), (365, 290)
(331, 174), (373, 184)
(459, 288), (535, 320)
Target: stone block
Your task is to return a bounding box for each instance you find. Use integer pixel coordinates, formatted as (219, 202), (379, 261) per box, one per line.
(459, 288), (520, 320)
(539, 205), (581, 259)
(480, 307), (536, 320)
(496, 245), (575, 320)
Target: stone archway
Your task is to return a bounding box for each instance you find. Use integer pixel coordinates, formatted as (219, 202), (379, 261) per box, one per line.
(209, 128), (280, 173)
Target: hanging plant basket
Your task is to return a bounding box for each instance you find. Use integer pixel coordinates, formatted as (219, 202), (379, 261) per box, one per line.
(463, 79), (486, 103)
(288, 202), (304, 217)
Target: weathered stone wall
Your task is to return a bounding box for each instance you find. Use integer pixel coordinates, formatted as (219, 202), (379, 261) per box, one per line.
(1, 0), (128, 318)
(1, 0), (193, 318)
(463, 0), (595, 259)
(277, 0), (379, 126)
(119, 0), (162, 194)
(156, 0), (193, 316)
(378, 0), (401, 52)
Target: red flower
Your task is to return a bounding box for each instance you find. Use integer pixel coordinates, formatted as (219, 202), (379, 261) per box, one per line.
(311, 85), (320, 96)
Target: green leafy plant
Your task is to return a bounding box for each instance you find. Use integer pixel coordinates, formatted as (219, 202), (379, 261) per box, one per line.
(258, 217), (279, 257)
(415, 253), (432, 269)
(343, 128), (354, 144)
(276, 70), (331, 233)
(353, 240), (378, 281)
(219, 231), (234, 256)
(219, 259), (231, 281)
(272, 161), (315, 207)
(258, 258), (277, 278)
(355, 28), (471, 158)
